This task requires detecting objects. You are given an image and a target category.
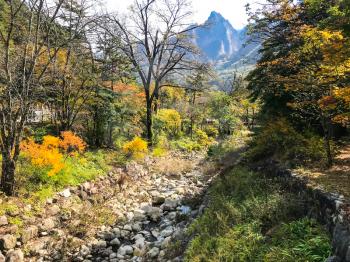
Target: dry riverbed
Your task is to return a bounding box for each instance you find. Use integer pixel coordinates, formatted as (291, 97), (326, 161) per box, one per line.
(0, 151), (218, 262)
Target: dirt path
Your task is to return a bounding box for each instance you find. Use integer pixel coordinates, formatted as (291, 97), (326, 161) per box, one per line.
(295, 144), (350, 198)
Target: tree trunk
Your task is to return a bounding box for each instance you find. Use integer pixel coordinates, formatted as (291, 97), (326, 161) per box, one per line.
(190, 91), (196, 140)
(324, 135), (333, 167)
(146, 97), (153, 144)
(322, 116), (333, 167)
(1, 154), (16, 196)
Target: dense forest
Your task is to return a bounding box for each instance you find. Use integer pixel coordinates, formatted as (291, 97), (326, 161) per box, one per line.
(0, 0), (349, 261)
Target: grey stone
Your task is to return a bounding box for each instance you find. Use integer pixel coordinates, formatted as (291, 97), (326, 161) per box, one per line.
(0, 234), (16, 250)
(80, 245), (91, 257)
(160, 226), (173, 237)
(142, 206), (162, 221)
(110, 238), (121, 246)
(147, 247), (159, 258)
(134, 238), (145, 249)
(123, 224), (132, 231)
(161, 237), (172, 249)
(326, 256), (341, 262)
(161, 199), (179, 211)
(132, 223), (142, 232)
(6, 249), (24, 262)
(118, 245), (133, 256)
(95, 240), (107, 249)
(21, 225), (38, 244)
(152, 196), (165, 205)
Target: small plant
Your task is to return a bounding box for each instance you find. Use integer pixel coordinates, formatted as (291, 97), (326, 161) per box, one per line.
(194, 129), (213, 147)
(203, 125), (219, 138)
(122, 136), (148, 159)
(152, 134), (169, 157)
(59, 131), (86, 155)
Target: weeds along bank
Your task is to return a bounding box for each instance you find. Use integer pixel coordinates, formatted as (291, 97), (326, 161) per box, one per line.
(184, 167), (332, 262)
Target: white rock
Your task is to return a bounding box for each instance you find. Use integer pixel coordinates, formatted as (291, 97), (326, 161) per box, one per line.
(59, 188), (71, 198)
(0, 216), (8, 226)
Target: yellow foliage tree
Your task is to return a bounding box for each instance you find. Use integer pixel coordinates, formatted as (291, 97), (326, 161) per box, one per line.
(154, 109), (182, 137)
(122, 137), (148, 160)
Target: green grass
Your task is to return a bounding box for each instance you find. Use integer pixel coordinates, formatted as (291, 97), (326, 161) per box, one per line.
(185, 168), (331, 262)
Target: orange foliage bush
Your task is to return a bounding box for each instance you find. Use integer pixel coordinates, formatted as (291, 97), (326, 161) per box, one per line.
(20, 138), (64, 177)
(59, 131), (86, 154)
(20, 132), (86, 176)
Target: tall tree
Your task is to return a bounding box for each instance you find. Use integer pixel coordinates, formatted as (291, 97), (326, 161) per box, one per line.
(103, 0), (199, 142)
(0, 0), (92, 195)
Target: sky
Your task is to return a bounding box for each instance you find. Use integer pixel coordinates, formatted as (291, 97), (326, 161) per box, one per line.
(104, 0), (265, 29)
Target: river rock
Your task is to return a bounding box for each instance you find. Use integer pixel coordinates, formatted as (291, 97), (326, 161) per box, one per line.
(59, 188), (71, 198)
(142, 206), (162, 221)
(6, 249), (24, 262)
(161, 199), (179, 211)
(94, 240), (107, 249)
(147, 247), (160, 258)
(0, 216), (8, 226)
(79, 245), (90, 257)
(160, 226), (173, 237)
(118, 245), (133, 256)
(21, 225), (38, 244)
(0, 234), (16, 250)
(110, 238), (121, 246)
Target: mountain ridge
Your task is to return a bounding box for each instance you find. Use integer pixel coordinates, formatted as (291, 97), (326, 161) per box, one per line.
(192, 11), (259, 75)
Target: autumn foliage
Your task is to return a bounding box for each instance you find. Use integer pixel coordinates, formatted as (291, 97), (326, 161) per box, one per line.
(122, 137), (148, 159)
(20, 132), (86, 176)
(59, 131), (86, 155)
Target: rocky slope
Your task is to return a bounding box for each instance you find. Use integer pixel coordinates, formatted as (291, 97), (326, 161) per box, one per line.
(0, 152), (218, 262)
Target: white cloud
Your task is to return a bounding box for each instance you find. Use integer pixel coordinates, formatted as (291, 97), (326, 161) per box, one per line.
(103, 0), (265, 29)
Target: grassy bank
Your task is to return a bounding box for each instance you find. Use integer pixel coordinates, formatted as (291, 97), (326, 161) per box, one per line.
(185, 167), (331, 262)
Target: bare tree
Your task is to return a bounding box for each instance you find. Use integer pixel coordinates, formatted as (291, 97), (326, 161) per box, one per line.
(104, 0), (199, 142)
(0, 0), (91, 195)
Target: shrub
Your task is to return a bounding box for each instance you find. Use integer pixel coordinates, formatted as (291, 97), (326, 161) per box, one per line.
(194, 129), (212, 147)
(152, 134), (169, 157)
(246, 118), (329, 166)
(59, 131), (86, 155)
(154, 109), (182, 137)
(20, 137), (65, 177)
(20, 132), (86, 177)
(203, 125), (219, 138)
(122, 136), (148, 159)
(170, 137), (202, 152)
